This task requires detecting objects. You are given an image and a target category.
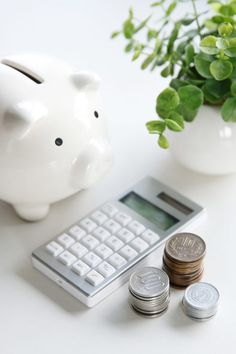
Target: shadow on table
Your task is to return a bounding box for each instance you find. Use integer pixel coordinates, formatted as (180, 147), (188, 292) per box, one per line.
(16, 261), (88, 314)
(0, 200), (24, 226)
(104, 297), (141, 326)
(166, 288), (202, 329)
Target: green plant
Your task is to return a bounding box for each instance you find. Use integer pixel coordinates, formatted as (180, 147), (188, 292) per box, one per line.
(112, 0), (236, 148)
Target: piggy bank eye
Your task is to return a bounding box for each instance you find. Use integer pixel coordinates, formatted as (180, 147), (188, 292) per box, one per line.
(55, 137), (63, 146)
(94, 111), (99, 118)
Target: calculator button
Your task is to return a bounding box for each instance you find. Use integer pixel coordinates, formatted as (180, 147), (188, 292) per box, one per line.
(117, 228), (135, 243)
(46, 241), (63, 256)
(141, 229), (160, 245)
(58, 251), (77, 266)
(72, 260), (90, 276)
(86, 270), (104, 286)
(90, 210), (108, 225)
(101, 203), (118, 217)
(81, 235), (99, 250)
(130, 237), (149, 253)
(119, 245), (138, 261)
(95, 244), (113, 259)
(93, 226), (111, 242)
(69, 225), (86, 240)
(57, 233), (75, 249)
(83, 252), (102, 267)
(114, 212), (132, 226)
(106, 236), (124, 251)
(108, 253), (127, 269)
(103, 219), (121, 234)
(97, 261), (115, 278)
(127, 220), (146, 235)
(80, 218), (97, 233)
(70, 242), (88, 258)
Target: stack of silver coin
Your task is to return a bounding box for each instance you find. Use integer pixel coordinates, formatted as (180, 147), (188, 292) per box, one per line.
(129, 267), (170, 317)
(182, 282), (220, 321)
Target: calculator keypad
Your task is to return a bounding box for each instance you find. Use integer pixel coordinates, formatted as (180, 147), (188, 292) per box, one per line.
(58, 251), (77, 266)
(43, 203), (161, 291)
(57, 233), (75, 249)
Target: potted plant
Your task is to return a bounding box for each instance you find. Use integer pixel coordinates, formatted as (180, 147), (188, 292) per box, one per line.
(112, 0), (236, 175)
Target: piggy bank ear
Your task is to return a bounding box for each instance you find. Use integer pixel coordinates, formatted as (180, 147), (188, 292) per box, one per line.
(71, 71), (100, 90)
(3, 101), (47, 137)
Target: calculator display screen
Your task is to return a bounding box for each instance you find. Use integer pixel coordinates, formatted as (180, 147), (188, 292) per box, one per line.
(120, 192), (179, 230)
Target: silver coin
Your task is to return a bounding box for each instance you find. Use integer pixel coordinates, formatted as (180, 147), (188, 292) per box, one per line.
(129, 267), (169, 298)
(182, 299), (217, 321)
(184, 282), (219, 310)
(130, 304), (168, 318)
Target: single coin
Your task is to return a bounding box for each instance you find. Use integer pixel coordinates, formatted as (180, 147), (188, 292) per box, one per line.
(129, 267), (169, 298)
(165, 233), (206, 263)
(184, 282), (219, 310)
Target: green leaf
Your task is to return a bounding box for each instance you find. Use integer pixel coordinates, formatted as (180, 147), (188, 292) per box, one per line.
(170, 79), (189, 90)
(202, 78), (231, 103)
(225, 48), (236, 57)
(221, 97), (236, 121)
(146, 120), (166, 134)
(216, 38), (229, 50)
(194, 53), (213, 78)
(166, 2), (176, 16)
(134, 16), (151, 34)
(231, 81), (236, 96)
(218, 22), (233, 37)
(156, 88), (180, 118)
(224, 38), (236, 57)
(132, 49), (142, 61)
(141, 53), (156, 70)
(147, 29), (158, 41)
(219, 5), (235, 17)
(202, 86), (222, 104)
(178, 85), (204, 111)
(168, 111), (184, 128)
(123, 20), (134, 39)
(181, 18), (195, 26)
(176, 40), (189, 55)
(111, 31), (120, 39)
(177, 105), (198, 122)
(125, 42), (134, 52)
(211, 15), (234, 24)
(165, 118), (183, 131)
(151, 1), (164, 6)
(185, 44), (194, 66)
(230, 65), (236, 79)
(158, 134), (169, 149)
(167, 23), (181, 54)
(129, 7), (134, 19)
(204, 19), (218, 31)
(210, 59), (233, 80)
(161, 65), (171, 77)
(200, 35), (219, 55)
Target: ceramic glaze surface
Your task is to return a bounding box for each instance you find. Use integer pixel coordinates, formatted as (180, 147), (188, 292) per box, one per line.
(0, 54), (112, 221)
(169, 105), (236, 175)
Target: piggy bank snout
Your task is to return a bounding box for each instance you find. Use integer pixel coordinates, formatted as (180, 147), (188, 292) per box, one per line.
(72, 139), (113, 189)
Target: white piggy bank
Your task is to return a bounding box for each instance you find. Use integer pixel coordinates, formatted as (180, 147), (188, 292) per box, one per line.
(0, 54), (113, 221)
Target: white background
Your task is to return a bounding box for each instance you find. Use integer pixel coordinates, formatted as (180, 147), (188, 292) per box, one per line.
(0, 1), (235, 353)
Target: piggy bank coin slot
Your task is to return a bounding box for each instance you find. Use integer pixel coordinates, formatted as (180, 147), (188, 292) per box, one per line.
(1, 61), (43, 84)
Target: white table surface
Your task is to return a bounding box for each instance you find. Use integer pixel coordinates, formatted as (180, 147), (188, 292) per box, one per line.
(0, 1), (235, 353)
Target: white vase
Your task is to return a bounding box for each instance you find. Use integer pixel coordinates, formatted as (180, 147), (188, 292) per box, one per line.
(169, 105), (236, 175)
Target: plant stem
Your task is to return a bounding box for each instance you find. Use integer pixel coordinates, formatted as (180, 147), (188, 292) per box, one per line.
(191, 0), (201, 37)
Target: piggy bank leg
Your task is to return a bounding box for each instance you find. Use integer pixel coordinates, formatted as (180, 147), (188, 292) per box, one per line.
(13, 204), (50, 222)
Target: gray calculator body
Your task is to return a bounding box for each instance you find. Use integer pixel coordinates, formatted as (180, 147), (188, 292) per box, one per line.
(32, 176), (206, 307)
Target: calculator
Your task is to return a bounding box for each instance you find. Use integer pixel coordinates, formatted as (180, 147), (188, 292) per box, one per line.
(32, 176), (205, 307)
